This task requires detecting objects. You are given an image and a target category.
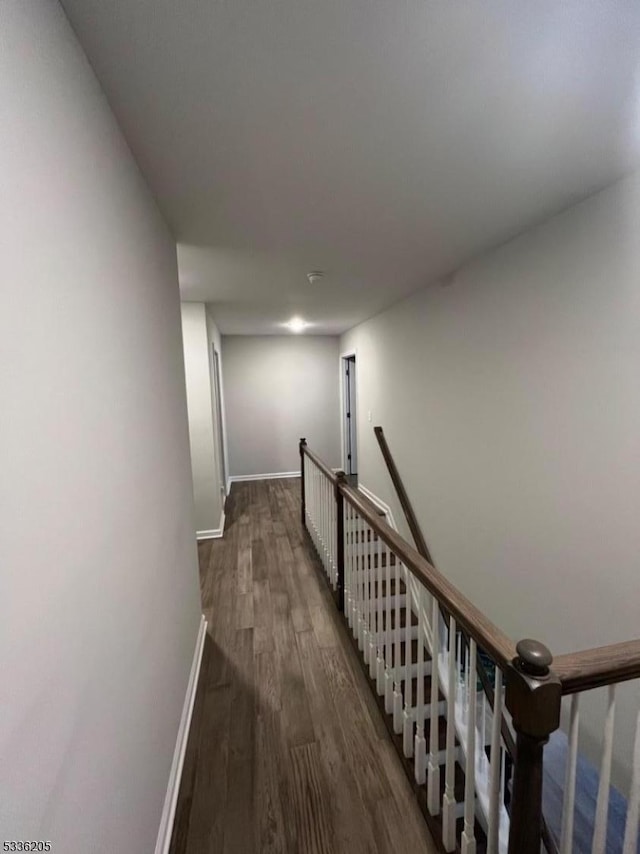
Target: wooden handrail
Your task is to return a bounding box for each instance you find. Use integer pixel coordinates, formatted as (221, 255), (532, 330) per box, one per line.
(373, 426), (434, 563)
(554, 639), (640, 695)
(340, 483), (517, 670)
(301, 443), (339, 485)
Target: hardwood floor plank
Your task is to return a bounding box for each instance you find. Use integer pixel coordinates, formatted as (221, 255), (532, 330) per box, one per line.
(374, 795), (438, 854)
(295, 628), (383, 854)
(254, 652), (288, 854)
(288, 743), (335, 854)
(224, 628), (256, 854)
(276, 533), (312, 633)
(308, 603), (339, 648)
(169, 636), (212, 854)
(320, 645), (390, 803)
(251, 536), (268, 582)
(272, 593), (316, 748)
(185, 678), (233, 853)
(252, 578), (275, 654)
(236, 515), (253, 595)
(236, 591), (254, 630)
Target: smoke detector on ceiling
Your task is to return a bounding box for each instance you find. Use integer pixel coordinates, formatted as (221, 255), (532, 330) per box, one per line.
(306, 271), (325, 286)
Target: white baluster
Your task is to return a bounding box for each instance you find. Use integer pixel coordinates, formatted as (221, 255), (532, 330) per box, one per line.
(487, 668), (503, 854)
(427, 596), (441, 814)
(314, 465), (318, 545)
(319, 469), (323, 555)
(344, 502), (350, 623)
(350, 505), (356, 631)
(307, 460), (312, 536)
(393, 558), (403, 734)
(351, 507), (358, 633)
(376, 531), (385, 695)
(368, 532), (377, 678)
(330, 480), (335, 582)
(368, 530), (377, 679)
(443, 615), (457, 852)
(331, 492), (344, 590)
(403, 563), (414, 757)
(324, 477), (329, 574)
(309, 463), (314, 542)
(358, 516), (366, 651)
(362, 522), (371, 662)
(351, 504), (357, 629)
(461, 638), (477, 854)
(560, 694), (580, 854)
(320, 473), (327, 572)
(592, 685), (616, 854)
(384, 543), (394, 714)
(415, 584), (427, 784)
(622, 700), (640, 854)
(330, 482), (334, 584)
(317, 471), (321, 553)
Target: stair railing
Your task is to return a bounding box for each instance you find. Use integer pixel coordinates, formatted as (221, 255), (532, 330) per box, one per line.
(373, 425), (561, 852)
(299, 437), (640, 854)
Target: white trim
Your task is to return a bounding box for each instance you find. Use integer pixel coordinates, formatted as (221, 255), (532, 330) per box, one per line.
(155, 614), (207, 854)
(339, 347), (358, 474)
(228, 471), (300, 483)
(196, 510), (225, 541)
(197, 529), (222, 540)
(357, 483), (399, 531)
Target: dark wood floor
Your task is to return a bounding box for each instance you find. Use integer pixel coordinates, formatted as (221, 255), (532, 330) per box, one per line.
(170, 477), (437, 854)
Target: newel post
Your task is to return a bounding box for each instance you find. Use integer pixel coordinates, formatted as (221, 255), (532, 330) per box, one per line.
(299, 438), (307, 527)
(334, 471), (347, 613)
(505, 639), (561, 854)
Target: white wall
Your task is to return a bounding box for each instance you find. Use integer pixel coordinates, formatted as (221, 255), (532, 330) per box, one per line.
(0, 2), (202, 850)
(181, 303), (225, 535)
(222, 336), (341, 477)
(342, 171), (640, 788)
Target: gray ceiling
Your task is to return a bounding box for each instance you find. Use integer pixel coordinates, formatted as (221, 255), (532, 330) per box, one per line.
(62, 0), (640, 334)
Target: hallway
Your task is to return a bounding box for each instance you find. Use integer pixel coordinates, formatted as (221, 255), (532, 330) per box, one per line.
(170, 478), (436, 854)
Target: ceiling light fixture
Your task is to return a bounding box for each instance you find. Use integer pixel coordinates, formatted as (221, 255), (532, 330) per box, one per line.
(306, 271), (325, 286)
(285, 316), (309, 334)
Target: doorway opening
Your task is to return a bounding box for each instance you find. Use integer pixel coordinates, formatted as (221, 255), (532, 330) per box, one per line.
(212, 347), (227, 499)
(341, 353), (358, 482)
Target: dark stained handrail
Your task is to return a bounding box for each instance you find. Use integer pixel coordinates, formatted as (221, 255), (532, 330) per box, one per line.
(373, 425), (433, 563)
(554, 639), (640, 694)
(301, 443), (339, 485)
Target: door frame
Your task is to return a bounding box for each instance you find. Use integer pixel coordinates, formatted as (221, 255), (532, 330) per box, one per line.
(211, 345), (229, 497)
(339, 347), (358, 475)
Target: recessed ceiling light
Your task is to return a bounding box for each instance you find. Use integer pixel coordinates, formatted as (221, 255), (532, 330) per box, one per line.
(307, 271), (325, 286)
(284, 316), (309, 333)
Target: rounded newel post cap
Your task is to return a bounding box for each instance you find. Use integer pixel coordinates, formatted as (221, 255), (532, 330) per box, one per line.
(516, 639), (553, 677)
(335, 469), (346, 480)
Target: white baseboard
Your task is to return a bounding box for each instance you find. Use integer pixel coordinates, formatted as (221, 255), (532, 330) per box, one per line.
(155, 614), (207, 854)
(196, 509), (225, 541)
(228, 471), (300, 483)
